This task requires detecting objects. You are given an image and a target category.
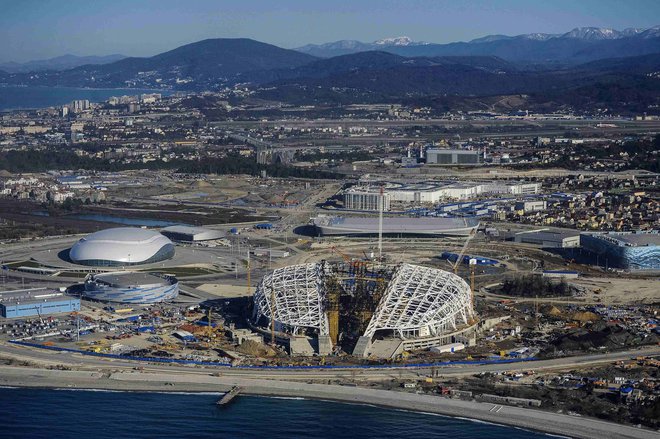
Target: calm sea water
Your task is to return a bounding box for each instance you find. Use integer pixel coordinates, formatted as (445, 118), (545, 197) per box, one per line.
(0, 388), (550, 439)
(0, 86), (171, 110)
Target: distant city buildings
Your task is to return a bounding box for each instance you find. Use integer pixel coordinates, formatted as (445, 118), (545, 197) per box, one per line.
(69, 99), (90, 113)
(426, 148), (483, 165)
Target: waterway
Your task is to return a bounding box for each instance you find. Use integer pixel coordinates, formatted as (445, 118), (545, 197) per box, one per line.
(0, 86), (172, 110)
(0, 387), (550, 439)
(32, 211), (187, 227)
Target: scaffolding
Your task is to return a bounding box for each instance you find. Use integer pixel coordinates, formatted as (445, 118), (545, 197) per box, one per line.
(363, 263), (473, 339)
(253, 261), (474, 349)
(252, 263), (330, 337)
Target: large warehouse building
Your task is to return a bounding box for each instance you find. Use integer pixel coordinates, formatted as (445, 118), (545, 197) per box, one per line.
(580, 232), (660, 270)
(252, 262), (474, 357)
(514, 230), (581, 248)
(0, 288), (80, 318)
(83, 271), (179, 303)
(342, 181), (541, 209)
(313, 215), (479, 237)
(69, 227), (175, 266)
(426, 148), (482, 165)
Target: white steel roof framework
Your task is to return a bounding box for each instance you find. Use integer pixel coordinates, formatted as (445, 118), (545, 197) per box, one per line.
(252, 263), (329, 336)
(363, 263), (473, 339)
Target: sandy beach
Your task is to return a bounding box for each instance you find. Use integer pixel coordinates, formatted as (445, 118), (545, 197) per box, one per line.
(0, 365), (656, 439)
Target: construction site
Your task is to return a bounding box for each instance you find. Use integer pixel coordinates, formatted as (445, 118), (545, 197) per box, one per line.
(250, 259), (476, 358)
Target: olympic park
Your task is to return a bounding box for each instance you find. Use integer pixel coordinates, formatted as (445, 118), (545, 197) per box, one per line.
(1, 217), (487, 358)
(4, 225), (244, 305)
(0, 199), (533, 362)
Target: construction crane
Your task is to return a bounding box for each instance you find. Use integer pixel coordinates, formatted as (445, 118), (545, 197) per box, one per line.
(451, 229), (479, 319)
(331, 245), (369, 271)
(206, 307), (216, 340)
(330, 245), (352, 263)
(469, 258), (477, 312)
(452, 228), (477, 274)
(246, 248), (273, 346)
(249, 247), (275, 348)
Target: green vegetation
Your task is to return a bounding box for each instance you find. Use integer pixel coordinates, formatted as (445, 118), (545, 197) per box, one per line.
(295, 150), (374, 163)
(0, 150), (341, 179)
(175, 154), (341, 179)
(499, 274), (572, 297)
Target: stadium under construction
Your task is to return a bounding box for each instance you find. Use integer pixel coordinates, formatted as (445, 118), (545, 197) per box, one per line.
(251, 261), (476, 358)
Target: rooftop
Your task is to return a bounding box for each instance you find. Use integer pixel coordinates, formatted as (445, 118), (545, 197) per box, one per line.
(90, 272), (173, 287)
(316, 215), (479, 230)
(591, 232), (660, 247)
(0, 288), (74, 305)
(160, 225), (223, 239)
(78, 227), (166, 243)
(517, 230), (581, 240)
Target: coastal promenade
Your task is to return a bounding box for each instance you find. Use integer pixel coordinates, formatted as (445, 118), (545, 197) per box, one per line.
(0, 365), (656, 439)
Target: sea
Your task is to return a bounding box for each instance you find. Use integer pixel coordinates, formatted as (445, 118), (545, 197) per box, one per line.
(0, 387), (551, 439)
(0, 86), (172, 111)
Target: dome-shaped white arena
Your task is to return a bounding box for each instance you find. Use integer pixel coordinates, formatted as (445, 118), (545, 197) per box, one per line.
(69, 227), (175, 267)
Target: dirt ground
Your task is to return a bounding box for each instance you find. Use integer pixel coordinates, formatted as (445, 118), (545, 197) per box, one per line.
(571, 276), (660, 305)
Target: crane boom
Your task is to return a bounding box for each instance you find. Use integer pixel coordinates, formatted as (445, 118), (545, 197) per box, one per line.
(330, 245), (352, 263)
(453, 228), (476, 273)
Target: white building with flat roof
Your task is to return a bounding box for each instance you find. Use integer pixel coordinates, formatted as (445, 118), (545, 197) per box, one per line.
(344, 191), (391, 211)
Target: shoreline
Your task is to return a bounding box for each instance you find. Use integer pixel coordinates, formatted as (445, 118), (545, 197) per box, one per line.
(0, 85), (173, 112)
(2, 386), (550, 438)
(0, 365), (656, 439)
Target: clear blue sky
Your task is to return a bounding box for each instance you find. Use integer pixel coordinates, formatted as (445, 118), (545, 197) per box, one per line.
(2, 0), (659, 62)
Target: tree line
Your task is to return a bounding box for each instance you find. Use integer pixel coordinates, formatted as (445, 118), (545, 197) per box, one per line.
(0, 150), (341, 179)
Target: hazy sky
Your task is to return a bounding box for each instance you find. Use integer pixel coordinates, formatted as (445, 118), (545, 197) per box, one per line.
(2, 0), (659, 62)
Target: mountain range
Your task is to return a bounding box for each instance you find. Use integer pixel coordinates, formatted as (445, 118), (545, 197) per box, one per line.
(295, 26), (660, 63)
(1, 26), (659, 113)
(0, 54), (127, 73)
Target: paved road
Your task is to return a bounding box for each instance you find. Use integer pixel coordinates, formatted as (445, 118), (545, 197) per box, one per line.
(3, 340), (659, 380)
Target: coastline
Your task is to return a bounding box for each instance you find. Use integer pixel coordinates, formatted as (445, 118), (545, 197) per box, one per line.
(0, 85), (173, 111)
(0, 365), (655, 439)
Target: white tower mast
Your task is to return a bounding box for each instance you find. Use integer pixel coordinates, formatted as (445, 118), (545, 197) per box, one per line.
(378, 185), (384, 262)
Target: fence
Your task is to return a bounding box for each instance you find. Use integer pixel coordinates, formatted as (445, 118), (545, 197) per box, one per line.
(9, 339), (537, 370)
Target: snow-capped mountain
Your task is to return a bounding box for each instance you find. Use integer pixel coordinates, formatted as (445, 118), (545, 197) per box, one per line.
(561, 27), (621, 40)
(374, 36), (427, 46)
(295, 36), (428, 57)
(472, 27), (650, 43)
(295, 26), (660, 63)
(520, 33), (559, 41)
